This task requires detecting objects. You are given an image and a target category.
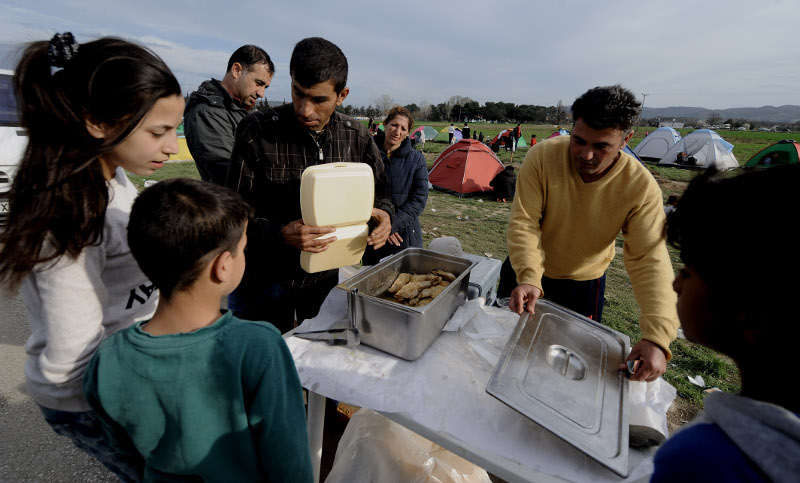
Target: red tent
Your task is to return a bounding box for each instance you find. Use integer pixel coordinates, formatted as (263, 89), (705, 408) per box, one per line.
(428, 139), (505, 197)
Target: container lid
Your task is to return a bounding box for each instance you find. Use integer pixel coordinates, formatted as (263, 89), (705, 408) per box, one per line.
(300, 224), (369, 273)
(300, 163), (374, 227)
(486, 300), (630, 477)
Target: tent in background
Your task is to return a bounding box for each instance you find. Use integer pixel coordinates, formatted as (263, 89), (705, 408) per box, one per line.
(428, 139), (504, 196)
(411, 125), (439, 141)
(658, 129), (738, 170)
(633, 127), (681, 161)
(546, 128), (570, 139)
(622, 145), (645, 166)
(489, 129), (528, 149)
(434, 126), (463, 143)
(744, 139), (800, 167)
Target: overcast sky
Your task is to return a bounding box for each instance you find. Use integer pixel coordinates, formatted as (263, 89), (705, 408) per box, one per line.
(1, 0), (797, 110)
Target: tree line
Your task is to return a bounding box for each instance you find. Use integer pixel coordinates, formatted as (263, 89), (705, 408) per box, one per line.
(334, 95), (571, 124)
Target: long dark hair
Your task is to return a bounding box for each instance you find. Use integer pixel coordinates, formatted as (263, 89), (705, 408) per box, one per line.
(0, 35), (181, 291)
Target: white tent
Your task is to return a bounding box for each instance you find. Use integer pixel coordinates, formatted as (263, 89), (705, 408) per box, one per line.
(633, 127), (681, 160)
(658, 129), (739, 170)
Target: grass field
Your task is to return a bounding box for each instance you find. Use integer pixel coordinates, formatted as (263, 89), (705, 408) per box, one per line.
(132, 122), (788, 425)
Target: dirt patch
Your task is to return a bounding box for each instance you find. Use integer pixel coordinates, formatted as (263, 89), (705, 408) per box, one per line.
(666, 396), (702, 434)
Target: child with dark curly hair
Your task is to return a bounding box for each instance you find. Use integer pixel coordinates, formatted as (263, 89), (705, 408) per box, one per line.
(652, 165), (800, 482)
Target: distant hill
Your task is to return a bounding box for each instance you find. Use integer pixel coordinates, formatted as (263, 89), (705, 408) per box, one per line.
(642, 105), (800, 123)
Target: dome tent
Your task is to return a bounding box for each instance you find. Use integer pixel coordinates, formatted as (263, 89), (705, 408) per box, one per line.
(658, 129), (738, 170)
(428, 139), (504, 197)
(546, 128), (570, 139)
(744, 140), (800, 168)
(433, 126), (463, 143)
(633, 127), (681, 161)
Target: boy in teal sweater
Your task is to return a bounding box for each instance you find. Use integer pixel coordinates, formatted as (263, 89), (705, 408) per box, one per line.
(84, 178), (312, 482)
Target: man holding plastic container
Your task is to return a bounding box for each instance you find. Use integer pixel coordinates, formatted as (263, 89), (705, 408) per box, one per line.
(225, 37), (393, 333)
(506, 85), (679, 383)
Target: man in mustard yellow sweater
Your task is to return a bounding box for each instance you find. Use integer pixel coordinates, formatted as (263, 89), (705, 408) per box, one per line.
(507, 85), (678, 382)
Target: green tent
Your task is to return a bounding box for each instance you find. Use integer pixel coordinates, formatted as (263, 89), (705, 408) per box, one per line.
(744, 140), (800, 167)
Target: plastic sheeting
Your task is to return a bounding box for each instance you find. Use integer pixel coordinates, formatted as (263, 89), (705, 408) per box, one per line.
(325, 408), (491, 483)
(287, 273), (676, 482)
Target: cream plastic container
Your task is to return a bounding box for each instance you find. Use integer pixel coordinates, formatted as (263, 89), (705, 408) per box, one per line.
(299, 163), (374, 273)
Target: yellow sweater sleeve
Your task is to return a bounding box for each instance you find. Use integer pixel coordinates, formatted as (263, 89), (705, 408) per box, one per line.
(621, 179), (680, 359)
(507, 146), (547, 292)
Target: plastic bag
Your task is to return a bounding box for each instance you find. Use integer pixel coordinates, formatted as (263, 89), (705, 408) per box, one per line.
(325, 409), (491, 483)
(628, 378), (677, 447)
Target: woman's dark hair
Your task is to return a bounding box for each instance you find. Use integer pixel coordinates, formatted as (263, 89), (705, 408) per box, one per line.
(290, 37), (348, 93)
(127, 178), (253, 300)
(0, 35), (181, 291)
(666, 165), (800, 323)
(384, 105), (414, 130)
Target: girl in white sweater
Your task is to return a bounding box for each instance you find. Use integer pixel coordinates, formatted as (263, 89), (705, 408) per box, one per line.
(0, 33), (183, 481)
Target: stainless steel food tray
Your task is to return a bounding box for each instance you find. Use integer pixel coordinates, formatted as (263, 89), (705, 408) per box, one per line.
(486, 300), (630, 477)
(337, 248), (475, 360)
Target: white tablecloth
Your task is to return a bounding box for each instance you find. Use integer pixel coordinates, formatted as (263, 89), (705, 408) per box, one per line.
(286, 279), (671, 482)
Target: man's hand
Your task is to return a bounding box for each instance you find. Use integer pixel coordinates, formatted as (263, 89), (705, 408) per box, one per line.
(619, 339), (668, 382)
(367, 208), (391, 249)
(509, 283), (542, 315)
(387, 233), (403, 246)
(281, 219), (336, 253)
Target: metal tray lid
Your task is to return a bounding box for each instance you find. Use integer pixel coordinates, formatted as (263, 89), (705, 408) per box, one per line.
(486, 300), (630, 477)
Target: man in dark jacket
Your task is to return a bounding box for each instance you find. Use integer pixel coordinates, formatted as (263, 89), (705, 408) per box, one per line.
(490, 165), (516, 202)
(225, 37), (393, 333)
(184, 45), (274, 185)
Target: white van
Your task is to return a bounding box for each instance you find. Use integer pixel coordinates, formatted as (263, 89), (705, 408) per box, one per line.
(1, 69), (27, 227)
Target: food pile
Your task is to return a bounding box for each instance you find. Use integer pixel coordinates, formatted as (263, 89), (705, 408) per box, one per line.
(388, 270), (457, 307)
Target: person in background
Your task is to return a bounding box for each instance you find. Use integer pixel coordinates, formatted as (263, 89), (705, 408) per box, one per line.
(85, 178), (312, 481)
(664, 194), (679, 215)
(0, 33), (183, 480)
(489, 165), (516, 203)
(472, 131), (477, 140)
(417, 127), (426, 152)
(504, 85), (679, 382)
(478, 131), (484, 143)
(530, 134), (537, 146)
(652, 165), (800, 482)
(513, 123), (522, 150)
(225, 37), (393, 334)
(448, 123), (455, 144)
(184, 45), (273, 185)
(462, 122), (470, 140)
(363, 106), (428, 265)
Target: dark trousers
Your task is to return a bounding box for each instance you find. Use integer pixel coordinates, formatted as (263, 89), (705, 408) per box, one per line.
(228, 274), (338, 333)
(497, 256), (606, 321)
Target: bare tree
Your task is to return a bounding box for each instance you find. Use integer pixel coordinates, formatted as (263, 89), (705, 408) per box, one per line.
(556, 100), (567, 125)
(418, 100), (432, 121)
(706, 112), (723, 126)
(446, 96), (474, 121)
(374, 94), (396, 116)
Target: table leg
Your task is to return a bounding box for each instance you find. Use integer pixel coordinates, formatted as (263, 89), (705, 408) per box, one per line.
(307, 390), (326, 483)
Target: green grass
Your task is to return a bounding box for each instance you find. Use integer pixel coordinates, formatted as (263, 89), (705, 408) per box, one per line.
(133, 136), (746, 416)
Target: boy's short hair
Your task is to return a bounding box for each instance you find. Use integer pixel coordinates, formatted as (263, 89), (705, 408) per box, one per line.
(290, 37), (347, 93)
(128, 178), (253, 300)
(666, 165), (800, 325)
(571, 84), (641, 132)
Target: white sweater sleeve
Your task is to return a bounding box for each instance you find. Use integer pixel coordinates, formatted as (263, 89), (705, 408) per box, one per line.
(24, 246), (108, 389)
(22, 168), (158, 412)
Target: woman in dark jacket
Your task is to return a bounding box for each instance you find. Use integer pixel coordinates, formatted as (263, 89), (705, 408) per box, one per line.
(363, 106), (429, 265)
